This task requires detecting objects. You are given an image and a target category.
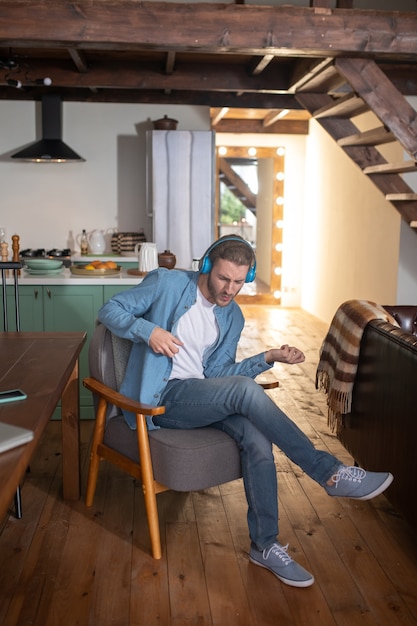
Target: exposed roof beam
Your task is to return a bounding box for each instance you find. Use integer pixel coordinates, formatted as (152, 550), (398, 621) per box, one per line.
(0, 2), (416, 60)
(0, 59), (292, 93)
(211, 107), (230, 126)
(263, 109), (290, 127)
(67, 48), (88, 73)
(0, 88), (304, 109)
(1, 56), (416, 100)
(165, 51), (176, 75)
(214, 118), (309, 134)
(248, 55), (275, 76)
(4, 56), (414, 97)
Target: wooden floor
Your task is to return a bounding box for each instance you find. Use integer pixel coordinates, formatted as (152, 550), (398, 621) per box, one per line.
(1, 306), (417, 626)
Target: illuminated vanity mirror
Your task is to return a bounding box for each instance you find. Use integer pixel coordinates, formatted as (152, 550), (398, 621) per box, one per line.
(216, 146), (285, 303)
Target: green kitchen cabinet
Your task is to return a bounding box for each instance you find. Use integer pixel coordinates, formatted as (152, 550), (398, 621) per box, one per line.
(5, 284), (43, 331)
(43, 285), (103, 419)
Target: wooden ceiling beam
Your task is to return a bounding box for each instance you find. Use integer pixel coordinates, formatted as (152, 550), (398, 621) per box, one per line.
(214, 118), (309, 134)
(165, 51), (176, 75)
(67, 48), (88, 73)
(0, 2), (416, 60)
(2, 55), (416, 101)
(211, 107), (230, 126)
(248, 55), (275, 76)
(0, 59), (291, 93)
(0, 87), (304, 109)
(263, 109), (290, 127)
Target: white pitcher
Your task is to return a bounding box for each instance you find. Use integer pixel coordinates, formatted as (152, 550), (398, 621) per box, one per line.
(88, 230), (106, 255)
(135, 242), (158, 272)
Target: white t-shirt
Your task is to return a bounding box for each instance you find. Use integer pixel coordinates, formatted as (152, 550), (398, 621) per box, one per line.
(169, 287), (219, 380)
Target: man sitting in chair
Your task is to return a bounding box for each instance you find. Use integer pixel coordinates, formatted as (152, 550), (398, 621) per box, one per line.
(98, 235), (393, 588)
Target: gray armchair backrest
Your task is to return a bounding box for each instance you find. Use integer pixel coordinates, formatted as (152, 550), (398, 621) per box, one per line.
(89, 322), (116, 389)
(89, 322), (134, 389)
(112, 333), (133, 389)
(89, 322), (132, 419)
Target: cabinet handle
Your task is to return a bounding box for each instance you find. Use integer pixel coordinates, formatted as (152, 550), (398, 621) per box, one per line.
(46, 288), (52, 299)
(34, 289), (38, 299)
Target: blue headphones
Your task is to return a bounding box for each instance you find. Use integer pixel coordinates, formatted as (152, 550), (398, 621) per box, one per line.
(199, 236), (256, 283)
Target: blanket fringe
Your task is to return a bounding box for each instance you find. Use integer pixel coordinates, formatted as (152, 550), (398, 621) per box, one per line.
(316, 370), (350, 432)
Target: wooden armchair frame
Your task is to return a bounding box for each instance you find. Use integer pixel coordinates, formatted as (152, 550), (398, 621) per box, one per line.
(83, 377), (166, 559)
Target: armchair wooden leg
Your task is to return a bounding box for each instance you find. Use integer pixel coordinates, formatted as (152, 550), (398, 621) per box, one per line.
(142, 484), (162, 560)
(136, 414), (162, 560)
(86, 398), (107, 508)
(86, 450), (101, 507)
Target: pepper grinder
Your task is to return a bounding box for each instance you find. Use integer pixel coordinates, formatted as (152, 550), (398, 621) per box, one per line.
(12, 234), (20, 276)
(1, 241), (9, 277)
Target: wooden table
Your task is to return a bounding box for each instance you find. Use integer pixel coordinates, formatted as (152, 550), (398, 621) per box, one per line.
(0, 332), (86, 520)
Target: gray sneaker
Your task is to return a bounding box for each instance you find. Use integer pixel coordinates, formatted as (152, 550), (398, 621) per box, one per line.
(249, 542), (314, 588)
(325, 465), (393, 500)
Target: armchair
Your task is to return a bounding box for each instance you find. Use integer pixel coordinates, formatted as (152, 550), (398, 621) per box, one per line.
(83, 323), (278, 559)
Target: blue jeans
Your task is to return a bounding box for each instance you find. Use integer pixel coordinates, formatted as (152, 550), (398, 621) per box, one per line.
(155, 375), (341, 550)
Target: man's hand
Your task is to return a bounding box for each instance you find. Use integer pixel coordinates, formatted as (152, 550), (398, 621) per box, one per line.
(149, 327), (184, 357)
(265, 344), (305, 365)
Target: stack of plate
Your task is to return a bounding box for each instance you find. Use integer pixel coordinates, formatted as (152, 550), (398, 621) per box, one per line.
(24, 258), (64, 275)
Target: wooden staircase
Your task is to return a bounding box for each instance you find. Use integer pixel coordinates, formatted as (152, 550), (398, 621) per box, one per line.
(294, 57), (417, 228)
(218, 157), (257, 214)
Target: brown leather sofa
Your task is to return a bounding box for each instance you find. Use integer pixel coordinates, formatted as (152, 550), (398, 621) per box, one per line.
(337, 305), (417, 529)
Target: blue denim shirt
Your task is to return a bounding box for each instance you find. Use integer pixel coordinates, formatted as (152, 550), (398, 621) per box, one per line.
(97, 268), (272, 429)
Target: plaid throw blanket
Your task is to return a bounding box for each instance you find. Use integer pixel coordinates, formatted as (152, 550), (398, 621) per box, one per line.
(316, 299), (397, 432)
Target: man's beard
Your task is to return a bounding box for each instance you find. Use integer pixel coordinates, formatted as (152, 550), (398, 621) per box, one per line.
(207, 274), (236, 306)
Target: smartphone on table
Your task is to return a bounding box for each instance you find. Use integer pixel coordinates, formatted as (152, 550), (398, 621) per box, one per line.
(0, 389), (27, 404)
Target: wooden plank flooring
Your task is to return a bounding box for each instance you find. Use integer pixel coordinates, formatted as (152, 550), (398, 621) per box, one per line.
(1, 306), (417, 625)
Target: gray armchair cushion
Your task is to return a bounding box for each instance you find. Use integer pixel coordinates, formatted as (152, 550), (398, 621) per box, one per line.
(104, 414), (242, 491)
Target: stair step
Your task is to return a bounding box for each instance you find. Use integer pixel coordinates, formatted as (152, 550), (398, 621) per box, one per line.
(313, 93), (369, 119)
(338, 126), (395, 147)
(363, 161), (417, 175)
(335, 57), (417, 160)
(386, 193), (417, 201)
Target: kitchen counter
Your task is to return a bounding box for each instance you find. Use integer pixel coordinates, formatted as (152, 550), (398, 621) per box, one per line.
(6, 267), (142, 286)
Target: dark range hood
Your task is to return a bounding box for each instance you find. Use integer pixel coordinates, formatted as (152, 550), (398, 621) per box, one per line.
(11, 94), (85, 163)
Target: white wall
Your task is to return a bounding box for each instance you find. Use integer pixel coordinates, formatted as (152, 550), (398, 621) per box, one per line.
(256, 157), (274, 286)
(301, 117), (402, 323)
(397, 96), (417, 305)
(0, 100), (210, 253)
